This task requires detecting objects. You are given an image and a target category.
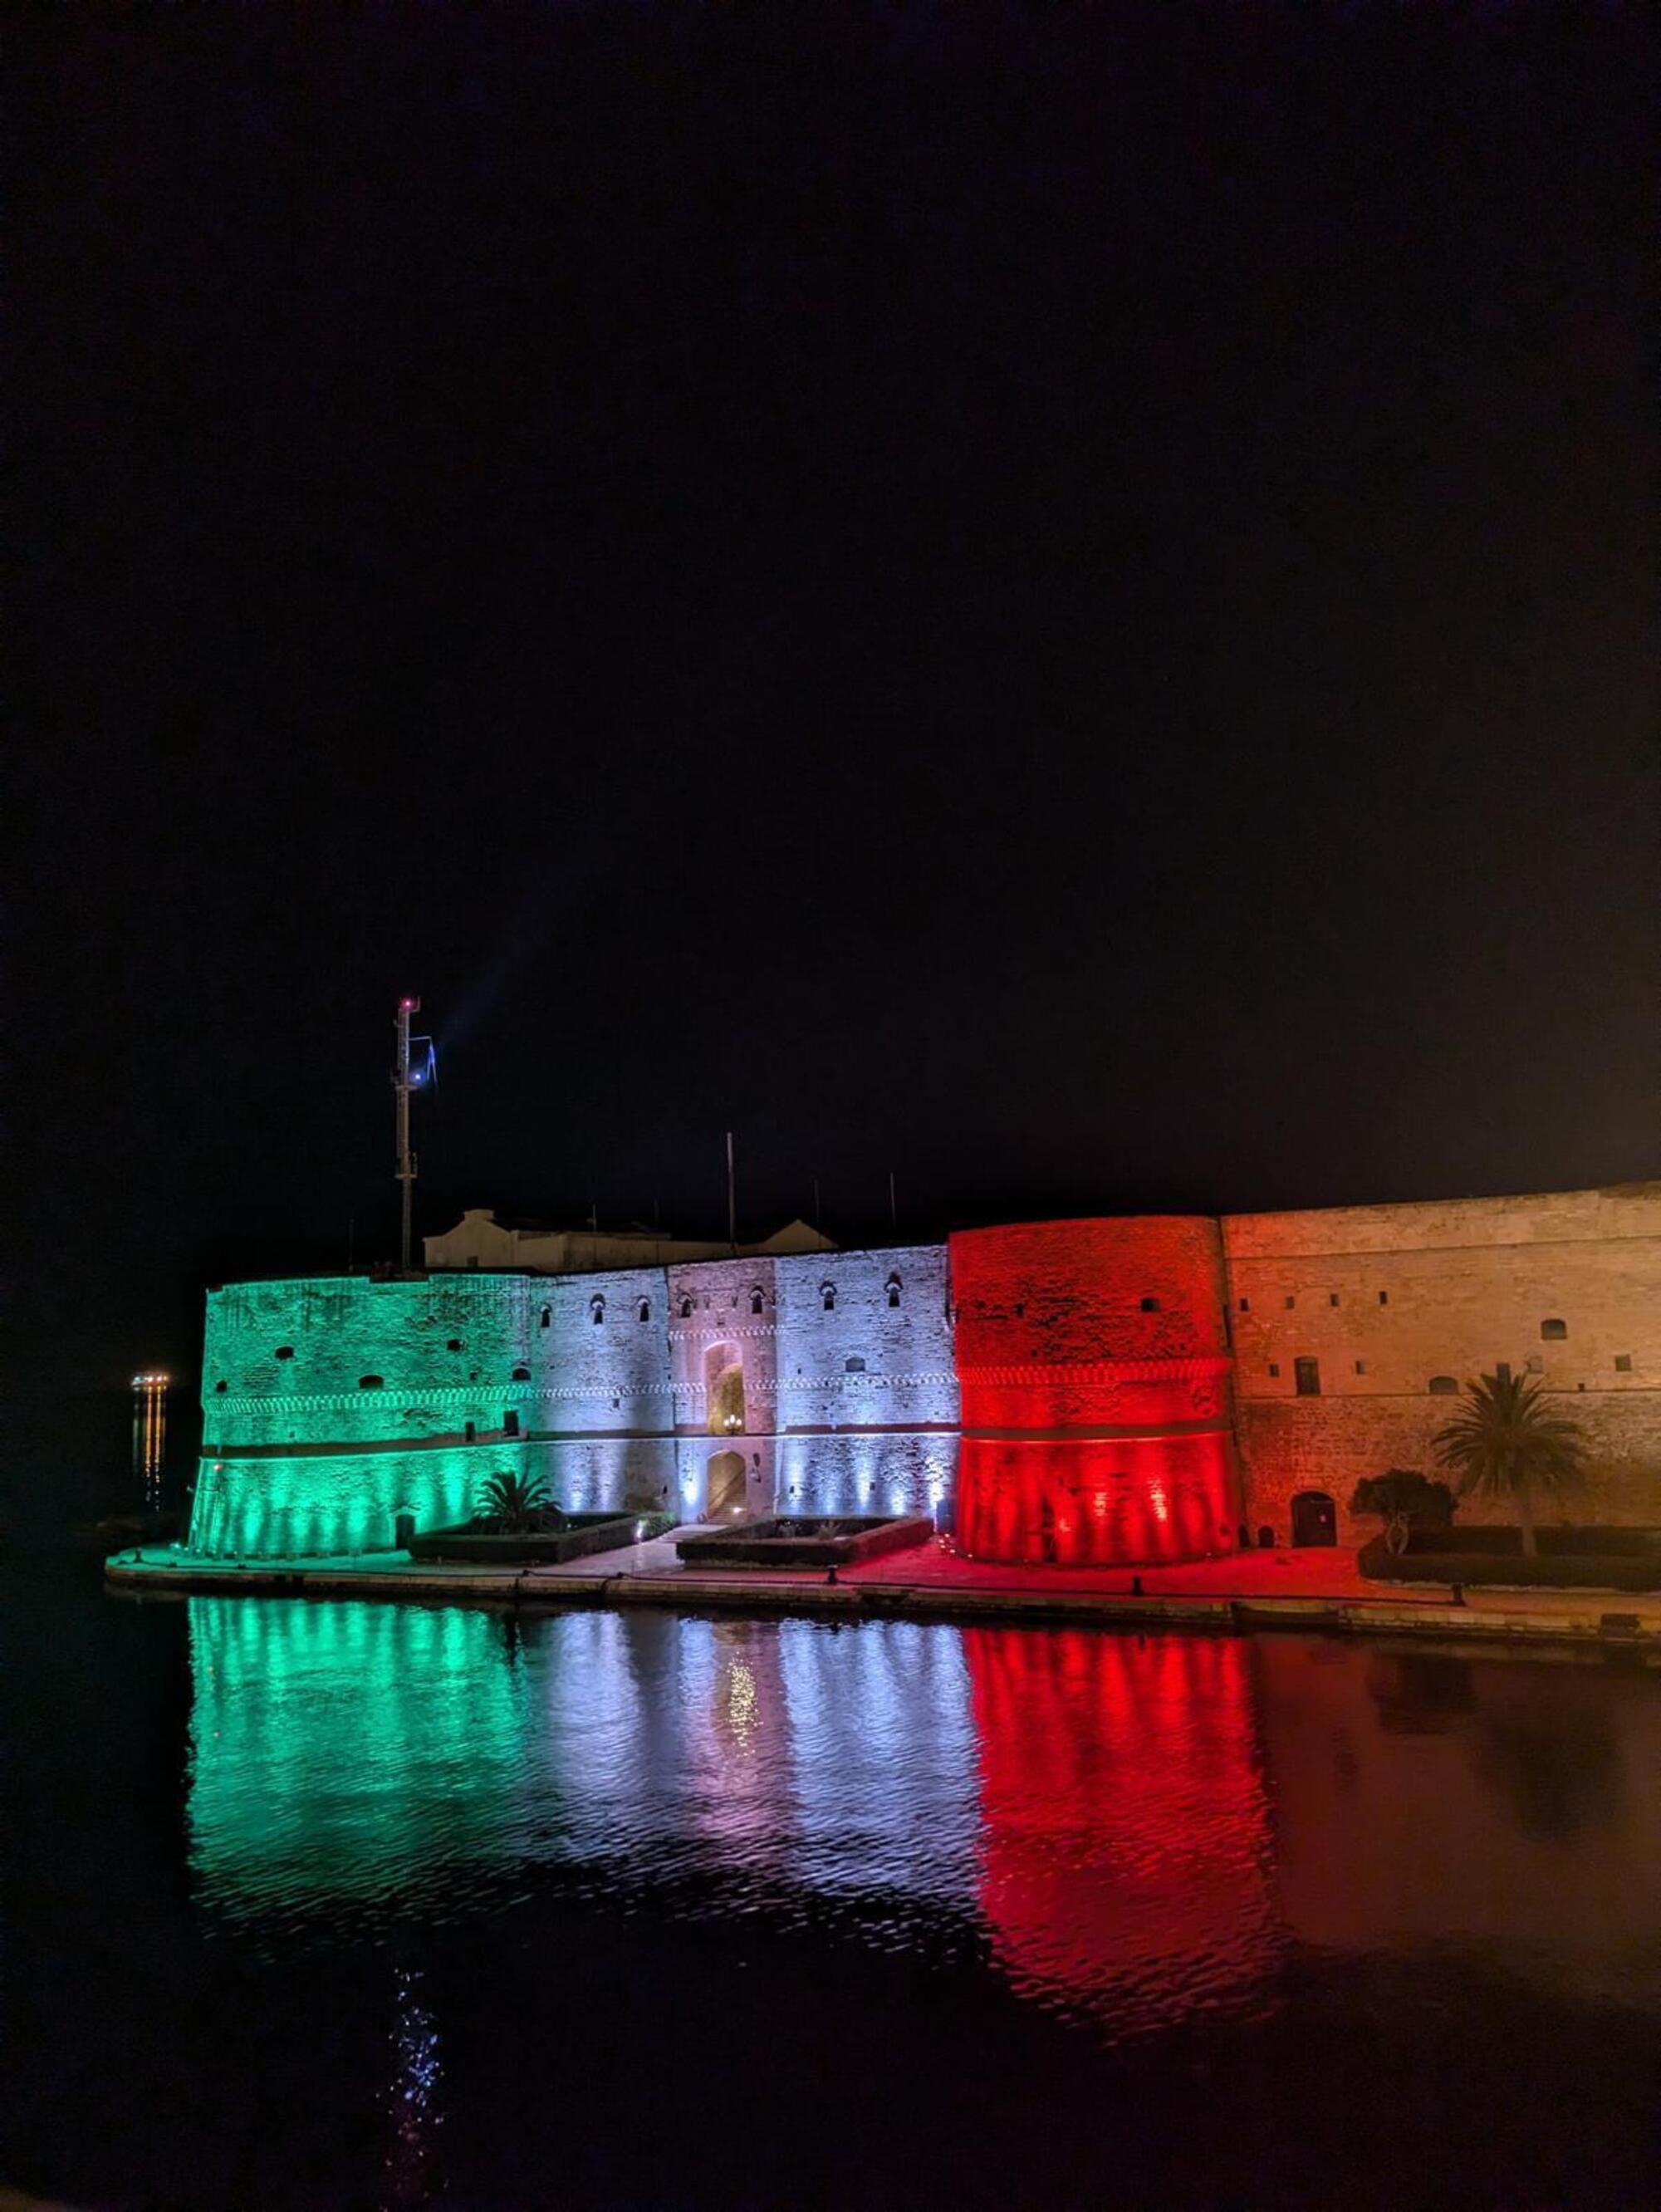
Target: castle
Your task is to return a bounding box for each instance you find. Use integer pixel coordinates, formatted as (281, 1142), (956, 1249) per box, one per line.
(187, 1184), (1661, 1564)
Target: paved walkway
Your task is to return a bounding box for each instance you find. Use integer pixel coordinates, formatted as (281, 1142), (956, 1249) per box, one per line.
(104, 1531), (1661, 1653)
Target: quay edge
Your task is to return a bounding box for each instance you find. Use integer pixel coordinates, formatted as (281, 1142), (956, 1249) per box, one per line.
(103, 1547), (1661, 1659)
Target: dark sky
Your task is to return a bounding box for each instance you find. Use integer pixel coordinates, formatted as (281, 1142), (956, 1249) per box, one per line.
(13, 2), (1656, 1389)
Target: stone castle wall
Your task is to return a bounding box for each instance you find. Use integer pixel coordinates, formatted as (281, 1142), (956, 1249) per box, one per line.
(190, 1243), (959, 1555)
(188, 1186), (1661, 1560)
(1225, 1187), (1661, 1542)
(950, 1218), (1242, 1564)
(200, 1274), (537, 1451)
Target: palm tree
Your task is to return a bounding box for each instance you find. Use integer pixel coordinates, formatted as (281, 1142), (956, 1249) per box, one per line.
(1433, 1371), (1586, 1557)
(475, 1469), (553, 1533)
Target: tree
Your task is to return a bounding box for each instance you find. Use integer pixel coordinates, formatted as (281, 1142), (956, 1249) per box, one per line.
(1350, 1469), (1455, 1555)
(1433, 1371), (1586, 1557)
(475, 1469), (556, 1533)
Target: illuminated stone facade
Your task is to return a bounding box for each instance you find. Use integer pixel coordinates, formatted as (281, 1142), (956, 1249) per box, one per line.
(185, 1185), (1661, 1562)
(952, 1218), (1240, 1565)
(1225, 1184), (1661, 1543)
(189, 1243), (958, 1558)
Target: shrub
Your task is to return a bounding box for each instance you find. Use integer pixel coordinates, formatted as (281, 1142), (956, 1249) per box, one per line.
(1350, 1469), (1456, 1555)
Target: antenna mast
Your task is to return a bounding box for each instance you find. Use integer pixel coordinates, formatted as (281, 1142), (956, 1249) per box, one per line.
(392, 996), (436, 1272)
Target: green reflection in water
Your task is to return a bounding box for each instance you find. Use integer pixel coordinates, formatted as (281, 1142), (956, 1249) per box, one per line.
(186, 1598), (537, 1924)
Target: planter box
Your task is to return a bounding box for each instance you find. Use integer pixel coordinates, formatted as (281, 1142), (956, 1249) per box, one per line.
(1360, 1527), (1661, 1592)
(675, 1514), (934, 1569)
(407, 1512), (674, 1566)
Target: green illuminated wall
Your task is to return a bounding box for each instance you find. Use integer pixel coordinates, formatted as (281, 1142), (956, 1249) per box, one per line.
(200, 1274), (535, 1444)
(189, 1444), (528, 1560)
(189, 1274), (537, 1557)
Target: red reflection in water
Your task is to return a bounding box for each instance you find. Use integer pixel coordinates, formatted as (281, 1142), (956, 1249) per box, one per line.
(964, 1628), (1280, 2028)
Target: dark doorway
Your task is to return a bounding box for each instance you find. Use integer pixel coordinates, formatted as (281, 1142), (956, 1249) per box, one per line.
(1291, 1489), (1338, 1547)
(1295, 1356), (1321, 1396)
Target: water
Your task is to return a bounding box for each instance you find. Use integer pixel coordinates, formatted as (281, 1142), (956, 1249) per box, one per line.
(2, 1552), (1659, 2210)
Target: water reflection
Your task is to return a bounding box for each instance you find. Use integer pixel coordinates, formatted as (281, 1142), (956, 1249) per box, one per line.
(185, 1602), (982, 1944)
(964, 1628), (1281, 2029)
(184, 1601), (1661, 2032)
(380, 1964), (443, 2211)
(1260, 1639), (1661, 2004)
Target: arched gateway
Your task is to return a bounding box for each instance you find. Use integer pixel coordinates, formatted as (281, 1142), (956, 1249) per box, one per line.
(703, 1449), (747, 1518)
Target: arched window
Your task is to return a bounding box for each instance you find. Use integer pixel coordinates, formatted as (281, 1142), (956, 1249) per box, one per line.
(359, 1375), (384, 1390)
(637, 1297), (651, 1323)
(845, 1356), (866, 1374)
(274, 1346), (295, 1361)
(1540, 1317), (1567, 1341)
(679, 1296), (693, 1319)
(821, 1282), (836, 1312)
(885, 1274), (902, 1309)
(750, 1287), (765, 1317)
(540, 1306), (551, 1330)
(1428, 1375), (1460, 1395)
(590, 1294), (605, 1326)
(511, 1365), (530, 1382)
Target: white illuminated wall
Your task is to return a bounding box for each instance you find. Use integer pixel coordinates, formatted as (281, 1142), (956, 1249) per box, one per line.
(190, 1246), (961, 1553)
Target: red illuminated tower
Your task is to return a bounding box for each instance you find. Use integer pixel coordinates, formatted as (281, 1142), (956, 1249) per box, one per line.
(950, 1218), (1240, 1565)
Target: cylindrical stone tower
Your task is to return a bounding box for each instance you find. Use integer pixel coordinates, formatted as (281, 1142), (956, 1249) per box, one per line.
(949, 1218), (1239, 1566)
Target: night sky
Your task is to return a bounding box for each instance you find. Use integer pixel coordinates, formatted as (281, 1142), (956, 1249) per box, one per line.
(13, 3), (1656, 1398)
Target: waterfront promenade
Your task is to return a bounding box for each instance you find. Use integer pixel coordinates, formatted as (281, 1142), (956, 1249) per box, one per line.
(105, 1533), (1661, 1655)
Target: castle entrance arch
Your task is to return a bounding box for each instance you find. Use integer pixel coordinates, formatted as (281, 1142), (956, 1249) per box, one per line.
(1291, 1490), (1338, 1547)
(704, 1449), (747, 1518)
(704, 1343), (745, 1438)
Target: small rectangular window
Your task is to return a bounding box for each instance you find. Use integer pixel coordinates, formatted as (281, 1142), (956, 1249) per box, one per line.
(1284, 1295), (1296, 1310)
(1378, 1291), (1389, 1306)
(1615, 1353), (1634, 1372)
(1541, 1318), (1567, 1341)
(1354, 1360), (1366, 1376)
(1238, 1297), (1250, 1312)
(1267, 1362), (1281, 1378)
(1329, 1293), (1340, 1307)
